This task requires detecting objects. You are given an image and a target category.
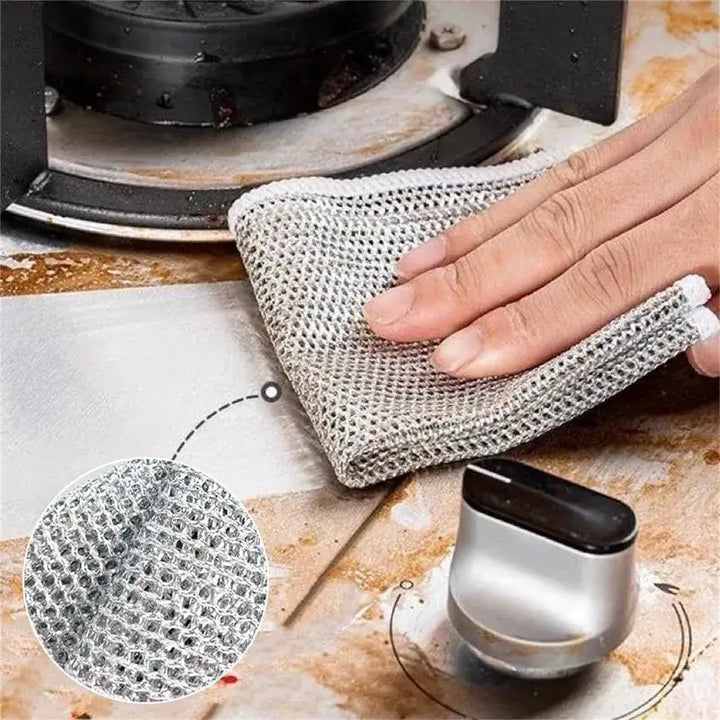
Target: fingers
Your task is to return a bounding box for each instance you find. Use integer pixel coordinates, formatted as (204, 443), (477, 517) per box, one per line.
(430, 174), (719, 377)
(687, 294), (720, 377)
(366, 93), (719, 344)
(394, 65), (715, 282)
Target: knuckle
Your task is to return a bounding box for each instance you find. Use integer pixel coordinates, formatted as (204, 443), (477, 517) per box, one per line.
(500, 302), (538, 346)
(575, 242), (635, 312)
(441, 256), (482, 303)
(445, 213), (489, 254)
(525, 190), (587, 262)
(551, 149), (594, 187)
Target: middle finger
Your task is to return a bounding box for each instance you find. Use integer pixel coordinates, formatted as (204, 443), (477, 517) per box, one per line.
(365, 92), (719, 343)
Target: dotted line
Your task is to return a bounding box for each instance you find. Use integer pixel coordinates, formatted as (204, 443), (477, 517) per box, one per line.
(689, 633), (717, 664)
(171, 382), (281, 461)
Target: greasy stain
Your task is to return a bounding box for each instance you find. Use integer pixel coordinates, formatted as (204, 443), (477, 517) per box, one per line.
(636, 526), (711, 562)
(610, 647), (676, 686)
(662, 1), (719, 38)
(1, 248), (244, 296)
(375, 479), (413, 521)
(126, 167), (284, 187)
(629, 56), (691, 115)
(293, 629), (444, 718)
(359, 600), (384, 622)
(0, 665), (43, 720)
(328, 531), (454, 593)
(63, 692), (113, 720)
(703, 449), (720, 465)
(1, 537), (29, 621)
(354, 105), (456, 159)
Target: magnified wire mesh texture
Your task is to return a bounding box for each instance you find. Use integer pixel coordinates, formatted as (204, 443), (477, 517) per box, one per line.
(230, 154), (718, 488)
(24, 458), (268, 702)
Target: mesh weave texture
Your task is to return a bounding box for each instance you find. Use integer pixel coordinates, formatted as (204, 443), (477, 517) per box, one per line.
(24, 458), (268, 703)
(230, 155), (716, 488)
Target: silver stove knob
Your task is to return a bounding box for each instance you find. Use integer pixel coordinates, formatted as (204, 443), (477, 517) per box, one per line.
(448, 457), (638, 680)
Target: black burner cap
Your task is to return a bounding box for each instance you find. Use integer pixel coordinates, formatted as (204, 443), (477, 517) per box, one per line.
(44, 0), (424, 127)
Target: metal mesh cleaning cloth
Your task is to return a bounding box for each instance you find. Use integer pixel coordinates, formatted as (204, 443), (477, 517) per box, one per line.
(229, 154), (718, 488)
(23, 458), (268, 703)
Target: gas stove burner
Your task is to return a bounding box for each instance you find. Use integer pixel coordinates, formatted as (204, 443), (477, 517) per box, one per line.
(2, 1), (624, 241)
(44, 0), (424, 127)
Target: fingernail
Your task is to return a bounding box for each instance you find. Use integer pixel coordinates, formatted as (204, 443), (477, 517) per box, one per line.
(364, 284), (415, 325)
(687, 334), (720, 377)
(431, 326), (484, 373)
(396, 235), (446, 279)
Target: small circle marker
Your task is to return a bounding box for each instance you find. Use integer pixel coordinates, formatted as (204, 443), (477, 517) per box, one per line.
(261, 382), (282, 403)
(399, 579), (414, 590)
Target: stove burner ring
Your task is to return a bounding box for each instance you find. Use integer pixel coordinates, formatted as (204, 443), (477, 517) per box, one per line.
(8, 1), (536, 240)
(44, 0), (424, 127)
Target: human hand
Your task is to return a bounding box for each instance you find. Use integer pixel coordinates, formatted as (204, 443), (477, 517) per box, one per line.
(364, 65), (719, 378)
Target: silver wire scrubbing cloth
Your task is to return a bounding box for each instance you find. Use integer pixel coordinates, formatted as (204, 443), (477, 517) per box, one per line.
(229, 154), (719, 488)
(24, 458), (268, 703)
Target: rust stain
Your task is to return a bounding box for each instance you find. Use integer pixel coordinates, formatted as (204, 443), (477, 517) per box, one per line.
(0, 665), (42, 720)
(703, 449), (720, 465)
(636, 525), (712, 562)
(126, 166), (287, 187)
(375, 480), (413, 521)
(610, 646), (676, 686)
(629, 56), (691, 115)
(1, 572), (24, 621)
(66, 694), (113, 720)
(294, 629), (444, 718)
(244, 487), (390, 625)
(36, 688), (114, 720)
(1, 537), (29, 621)
(1, 247), (244, 296)
(359, 600), (384, 622)
(270, 539), (322, 566)
(623, 26), (641, 49)
(662, 1), (719, 38)
(328, 531), (454, 593)
(354, 105), (455, 159)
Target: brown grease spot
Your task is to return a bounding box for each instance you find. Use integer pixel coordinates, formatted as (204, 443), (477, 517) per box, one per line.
(610, 647), (676, 686)
(375, 480), (413, 521)
(64, 693), (113, 720)
(294, 630), (443, 718)
(629, 56), (691, 115)
(329, 532), (453, 592)
(126, 167), (284, 187)
(637, 526), (710, 562)
(703, 449), (720, 465)
(662, 1), (719, 38)
(354, 106), (456, 159)
(1, 537), (28, 621)
(243, 486), (388, 624)
(359, 601), (384, 621)
(1, 248), (244, 296)
(0, 665), (42, 720)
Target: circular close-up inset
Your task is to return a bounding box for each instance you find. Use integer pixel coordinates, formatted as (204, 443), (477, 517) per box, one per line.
(23, 458), (268, 703)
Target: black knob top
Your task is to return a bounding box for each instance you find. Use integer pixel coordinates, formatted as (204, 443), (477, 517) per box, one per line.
(462, 457), (637, 555)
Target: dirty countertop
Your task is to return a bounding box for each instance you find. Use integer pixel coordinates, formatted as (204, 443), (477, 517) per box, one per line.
(1, 2), (719, 719)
